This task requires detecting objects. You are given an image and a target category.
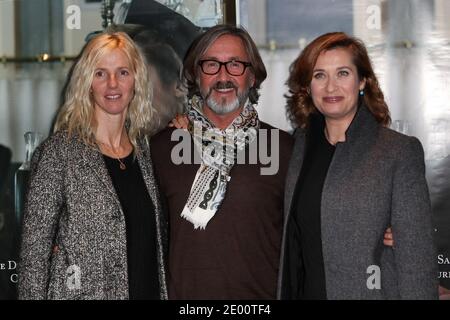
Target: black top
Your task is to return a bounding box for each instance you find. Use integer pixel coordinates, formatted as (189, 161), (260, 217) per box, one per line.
(290, 123), (335, 299)
(103, 152), (160, 300)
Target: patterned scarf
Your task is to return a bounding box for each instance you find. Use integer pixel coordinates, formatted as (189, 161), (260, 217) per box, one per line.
(181, 95), (260, 229)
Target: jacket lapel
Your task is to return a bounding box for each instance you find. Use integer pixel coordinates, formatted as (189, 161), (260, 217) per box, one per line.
(284, 128), (306, 219)
(79, 139), (123, 212)
(321, 105), (379, 197)
(135, 139), (169, 299)
(135, 141), (161, 214)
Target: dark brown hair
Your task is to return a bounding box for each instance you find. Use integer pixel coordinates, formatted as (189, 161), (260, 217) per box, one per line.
(286, 32), (391, 128)
(183, 24), (267, 104)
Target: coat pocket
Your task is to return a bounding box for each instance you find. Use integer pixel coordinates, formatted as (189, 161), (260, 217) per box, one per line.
(47, 245), (82, 300)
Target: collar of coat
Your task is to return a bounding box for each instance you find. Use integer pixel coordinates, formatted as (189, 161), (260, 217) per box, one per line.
(56, 131), (156, 216)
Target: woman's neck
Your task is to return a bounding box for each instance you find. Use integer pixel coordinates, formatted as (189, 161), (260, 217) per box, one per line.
(96, 127), (126, 148)
(95, 123), (132, 158)
(324, 118), (352, 146)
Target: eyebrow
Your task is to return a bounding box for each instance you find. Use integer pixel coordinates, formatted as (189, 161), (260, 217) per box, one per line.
(201, 56), (243, 61)
(313, 66), (353, 72)
(94, 66), (130, 70)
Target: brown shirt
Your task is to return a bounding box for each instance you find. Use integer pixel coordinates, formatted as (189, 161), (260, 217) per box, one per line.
(151, 122), (293, 299)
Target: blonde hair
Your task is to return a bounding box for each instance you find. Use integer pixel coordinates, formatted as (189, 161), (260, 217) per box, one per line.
(54, 31), (155, 151)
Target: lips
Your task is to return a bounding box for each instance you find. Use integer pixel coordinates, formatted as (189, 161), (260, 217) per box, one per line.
(105, 94), (122, 100)
(323, 96), (344, 103)
(213, 81), (237, 94)
(214, 87), (235, 93)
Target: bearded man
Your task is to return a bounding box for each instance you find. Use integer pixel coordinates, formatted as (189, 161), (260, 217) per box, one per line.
(150, 25), (293, 299)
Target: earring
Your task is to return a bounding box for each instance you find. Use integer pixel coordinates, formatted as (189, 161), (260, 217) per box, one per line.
(359, 89), (364, 96)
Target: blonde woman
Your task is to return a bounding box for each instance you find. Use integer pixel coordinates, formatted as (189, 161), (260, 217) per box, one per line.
(18, 32), (168, 300)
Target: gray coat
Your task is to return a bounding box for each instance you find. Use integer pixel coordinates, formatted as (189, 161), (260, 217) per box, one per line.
(18, 131), (168, 300)
(277, 106), (438, 299)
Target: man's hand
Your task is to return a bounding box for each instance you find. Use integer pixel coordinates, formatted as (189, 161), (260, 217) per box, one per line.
(439, 285), (450, 300)
(168, 113), (189, 130)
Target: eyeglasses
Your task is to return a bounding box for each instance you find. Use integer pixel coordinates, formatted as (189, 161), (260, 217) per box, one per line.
(198, 59), (252, 76)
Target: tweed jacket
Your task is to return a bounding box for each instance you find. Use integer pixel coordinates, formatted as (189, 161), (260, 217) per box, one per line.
(277, 106), (438, 299)
(18, 130), (168, 300)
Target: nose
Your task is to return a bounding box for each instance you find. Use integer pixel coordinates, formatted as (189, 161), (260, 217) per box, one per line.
(107, 74), (118, 88)
(325, 77), (337, 93)
(216, 64), (230, 81)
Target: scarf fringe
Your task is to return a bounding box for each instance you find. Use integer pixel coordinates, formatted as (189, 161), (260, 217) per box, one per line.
(181, 206), (216, 230)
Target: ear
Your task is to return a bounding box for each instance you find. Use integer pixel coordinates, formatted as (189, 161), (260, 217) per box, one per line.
(359, 77), (367, 91)
(249, 72), (256, 87)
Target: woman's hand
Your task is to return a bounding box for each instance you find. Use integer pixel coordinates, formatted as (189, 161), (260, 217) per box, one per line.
(383, 227), (393, 247)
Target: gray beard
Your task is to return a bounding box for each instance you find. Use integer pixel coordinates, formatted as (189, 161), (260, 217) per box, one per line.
(204, 89), (249, 115)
